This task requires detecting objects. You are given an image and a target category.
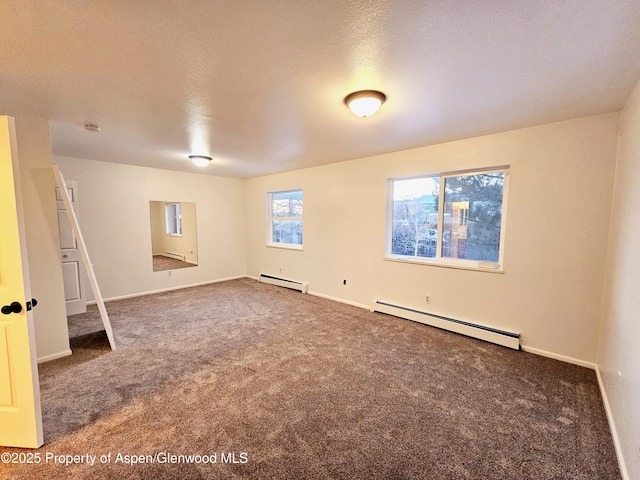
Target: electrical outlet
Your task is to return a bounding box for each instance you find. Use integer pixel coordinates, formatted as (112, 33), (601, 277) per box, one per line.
(343, 279), (347, 285)
(425, 296), (431, 304)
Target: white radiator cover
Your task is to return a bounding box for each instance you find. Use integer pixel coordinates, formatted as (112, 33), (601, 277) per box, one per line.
(371, 299), (520, 350)
(258, 273), (308, 293)
(163, 251), (185, 261)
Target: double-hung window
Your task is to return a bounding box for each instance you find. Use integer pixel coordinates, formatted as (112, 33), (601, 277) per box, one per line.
(386, 166), (509, 271)
(165, 202), (182, 236)
(267, 190), (303, 249)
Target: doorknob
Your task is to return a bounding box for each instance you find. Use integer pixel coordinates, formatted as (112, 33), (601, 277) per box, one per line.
(1, 302), (23, 315)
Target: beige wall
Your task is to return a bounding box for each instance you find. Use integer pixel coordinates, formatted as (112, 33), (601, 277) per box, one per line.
(14, 117), (70, 362)
(53, 156), (246, 301)
(598, 79), (640, 480)
(149, 200), (166, 255)
(245, 113), (619, 365)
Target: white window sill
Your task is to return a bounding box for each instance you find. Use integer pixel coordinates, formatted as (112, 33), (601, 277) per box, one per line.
(384, 255), (504, 274)
(266, 243), (304, 251)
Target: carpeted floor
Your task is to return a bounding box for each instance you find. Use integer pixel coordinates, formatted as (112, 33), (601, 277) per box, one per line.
(152, 255), (195, 272)
(0, 278), (620, 479)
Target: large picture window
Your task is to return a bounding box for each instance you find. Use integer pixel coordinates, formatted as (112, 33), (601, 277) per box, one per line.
(386, 167), (509, 271)
(267, 190), (303, 249)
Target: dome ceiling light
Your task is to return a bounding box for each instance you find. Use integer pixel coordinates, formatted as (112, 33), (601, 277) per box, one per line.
(344, 90), (386, 118)
(189, 155), (212, 167)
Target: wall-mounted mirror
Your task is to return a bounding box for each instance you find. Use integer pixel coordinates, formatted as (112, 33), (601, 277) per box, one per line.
(149, 201), (198, 272)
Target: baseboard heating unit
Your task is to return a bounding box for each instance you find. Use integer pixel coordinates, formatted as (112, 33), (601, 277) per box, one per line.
(258, 273), (308, 293)
(371, 299), (520, 350)
(163, 251), (185, 261)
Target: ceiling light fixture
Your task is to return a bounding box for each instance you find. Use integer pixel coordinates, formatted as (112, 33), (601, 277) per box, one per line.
(344, 90), (386, 118)
(189, 155), (212, 167)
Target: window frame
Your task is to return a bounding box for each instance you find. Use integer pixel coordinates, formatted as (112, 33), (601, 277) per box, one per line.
(266, 189), (304, 250)
(385, 166), (510, 272)
(165, 202), (183, 237)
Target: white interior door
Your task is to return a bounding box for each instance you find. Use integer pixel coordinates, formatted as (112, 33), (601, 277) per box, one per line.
(0, 115), (44, 448)
(56, 180), (87, 316)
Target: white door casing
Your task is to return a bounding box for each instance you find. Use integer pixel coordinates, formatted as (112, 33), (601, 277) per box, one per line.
(0, 115), (44, 448)
(56, 181), (87, 316)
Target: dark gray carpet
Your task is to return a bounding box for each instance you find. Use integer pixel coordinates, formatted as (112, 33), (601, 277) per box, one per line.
(0, 278), (620, 479)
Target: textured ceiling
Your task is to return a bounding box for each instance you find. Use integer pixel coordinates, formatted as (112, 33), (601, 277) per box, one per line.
(1, 1), (640, 178)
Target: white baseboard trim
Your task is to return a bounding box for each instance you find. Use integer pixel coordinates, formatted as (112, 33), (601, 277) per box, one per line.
(256, 279), (599, 368)
(88, 275), (247, 304)
(246, 276), (370, 310)
(520, 345), (596, 369)
(37, 349), (72, 364)
(307, 290), (370, 310)
(595, 366), (629, 480)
